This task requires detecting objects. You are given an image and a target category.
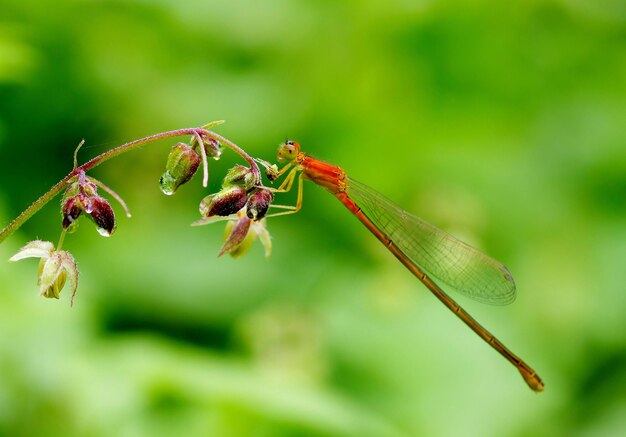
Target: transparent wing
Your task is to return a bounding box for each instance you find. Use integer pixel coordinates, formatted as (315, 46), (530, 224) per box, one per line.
(346, 177), (516, 305)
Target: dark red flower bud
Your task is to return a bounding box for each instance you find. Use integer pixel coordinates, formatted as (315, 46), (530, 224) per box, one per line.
(62, 194), (85, 230)
(245, 188), (274, 220)
(61, 193), (116, 237)
(199, 186), (247, 218)
(85, 196), (116, 237)
(160, 143), (201, 195)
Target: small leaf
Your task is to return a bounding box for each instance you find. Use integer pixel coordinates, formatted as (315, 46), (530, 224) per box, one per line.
(254, 221), (272, 258)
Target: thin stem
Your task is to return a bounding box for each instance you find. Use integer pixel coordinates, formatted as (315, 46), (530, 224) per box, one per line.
(193, 130), (210, 188)
(73, 139), (85, 169)
(79, 128), (201, 173)
(0, 125), (259, 244)
(57, 229), (67, 251)
(0, 176), (73, 244)
(196, 129), (262, 182)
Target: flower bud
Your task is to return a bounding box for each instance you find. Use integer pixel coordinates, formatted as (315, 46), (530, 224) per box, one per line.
(191, 135), (222, 160)
(159, 143), (201, 195)
(62, 194), (116, 236)
(86, 196), (116, 237)
(203, 137), (222, 160)
(265, 164), (280, 182)
(62, 194), (85, 231)
(223, 165), (256, 189)
(199, 185), (247, 218)
(38, 256), (66, 299)
(245, 188), (274, 220)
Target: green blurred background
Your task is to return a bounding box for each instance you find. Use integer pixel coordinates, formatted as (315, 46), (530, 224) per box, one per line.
(1, 0), (625, 436)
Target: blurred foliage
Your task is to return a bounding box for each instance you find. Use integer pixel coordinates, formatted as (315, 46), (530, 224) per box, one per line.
(1, 0), (626, 436)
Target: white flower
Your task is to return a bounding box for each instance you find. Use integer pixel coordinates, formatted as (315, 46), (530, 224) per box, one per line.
(10, 240), (79, 305)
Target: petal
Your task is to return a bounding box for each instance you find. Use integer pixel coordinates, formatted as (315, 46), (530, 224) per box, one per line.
(39, 254), (64, 297)
(228, 229), (256, 258)
(253, 220), (272, 258)
(9, 240), (54, 262)
(218, 216), (251, 257)
(59, 251), (79, 306)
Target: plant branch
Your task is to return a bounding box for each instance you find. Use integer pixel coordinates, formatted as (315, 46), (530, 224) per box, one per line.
(0, 124), (259, 244)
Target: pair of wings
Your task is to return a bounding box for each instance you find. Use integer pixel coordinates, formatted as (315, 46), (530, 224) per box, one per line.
(345, 177), (516, 306)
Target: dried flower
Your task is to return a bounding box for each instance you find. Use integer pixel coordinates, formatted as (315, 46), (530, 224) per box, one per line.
(9, 240), (79, 305)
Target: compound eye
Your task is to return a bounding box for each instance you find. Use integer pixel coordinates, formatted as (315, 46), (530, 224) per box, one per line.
(277, 140), (300, 162)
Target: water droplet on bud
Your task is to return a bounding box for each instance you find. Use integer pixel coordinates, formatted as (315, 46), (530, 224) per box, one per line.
(96, 227), (112, 237)
(159, 174), (177, 196)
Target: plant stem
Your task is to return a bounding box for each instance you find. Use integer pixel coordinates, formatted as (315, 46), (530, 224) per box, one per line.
(0, 125), (260, 244)
(197, 129), (262, 180)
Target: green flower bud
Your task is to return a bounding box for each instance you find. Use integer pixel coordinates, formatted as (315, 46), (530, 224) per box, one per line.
(159, 143), (201, 195)
(223, 165), (256, 189)
(191, 134), (222, 160)
(203, 137), (222, 160)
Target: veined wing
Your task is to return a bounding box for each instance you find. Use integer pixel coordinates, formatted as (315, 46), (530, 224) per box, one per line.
(346, 177), (516, 305)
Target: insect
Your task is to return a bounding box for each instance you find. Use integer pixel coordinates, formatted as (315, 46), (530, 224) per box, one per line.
(269, 140), (544, 392)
